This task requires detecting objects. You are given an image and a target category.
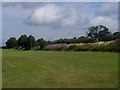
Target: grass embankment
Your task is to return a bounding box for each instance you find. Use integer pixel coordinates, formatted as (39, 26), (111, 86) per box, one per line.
(2, 49), (118, 88)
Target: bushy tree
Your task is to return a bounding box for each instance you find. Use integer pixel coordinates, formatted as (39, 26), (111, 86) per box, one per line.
(87, 25), (112, 41)
(78, 36), (96, 43)
(87, 26), (99, 41)
(17, 35), (28, 49)
(27, 35), (36, 50)
(113, 32), (120, 40)
(98, 28), (112, 41)
(36, 38), (48, 49)
(6, 37), (17, 48)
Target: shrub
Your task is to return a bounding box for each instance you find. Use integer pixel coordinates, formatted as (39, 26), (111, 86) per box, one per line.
(67, 39), (120, 52)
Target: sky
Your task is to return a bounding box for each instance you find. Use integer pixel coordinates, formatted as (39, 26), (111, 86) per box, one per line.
(1, 0), (120, 2)
(1, 2), (118, 46)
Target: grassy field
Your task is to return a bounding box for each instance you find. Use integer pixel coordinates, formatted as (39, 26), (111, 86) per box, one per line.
(2, 49), (118, 88)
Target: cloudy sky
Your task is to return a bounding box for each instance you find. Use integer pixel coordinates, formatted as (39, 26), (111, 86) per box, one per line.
(2, 2), (118, 46)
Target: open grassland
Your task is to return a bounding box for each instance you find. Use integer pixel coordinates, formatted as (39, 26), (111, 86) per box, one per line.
(2, 49), (118, 88)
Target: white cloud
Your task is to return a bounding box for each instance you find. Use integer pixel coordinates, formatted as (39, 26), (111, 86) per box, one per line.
(26, 3), (118, 31)
(90, 16), (118, 32)
(27, 4), (77, 28)
(28, 4), (63, 25)
(90, 3), (118, 32)
(61, 8), (77, 27)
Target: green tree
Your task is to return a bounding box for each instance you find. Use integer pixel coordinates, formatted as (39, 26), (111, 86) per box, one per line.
(113, 32), (120, 40)
(36, 38), (48, 49)
(27, 35), (36, 50)
(87, 26), (99, 41)
(6, 37), (17, 48)
(87, 25), (112, 41)
(18, 35), (28, 49)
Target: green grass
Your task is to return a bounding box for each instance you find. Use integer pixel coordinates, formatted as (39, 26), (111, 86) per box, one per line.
(2, 49), (118, 88)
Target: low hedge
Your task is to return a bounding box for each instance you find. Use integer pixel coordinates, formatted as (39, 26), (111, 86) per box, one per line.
(67, 40), (120, 52)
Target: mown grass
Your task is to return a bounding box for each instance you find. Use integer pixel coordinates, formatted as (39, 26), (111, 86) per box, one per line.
(2, 49), (118, 88)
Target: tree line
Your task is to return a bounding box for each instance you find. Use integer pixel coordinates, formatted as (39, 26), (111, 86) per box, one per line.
(5, 25), (120, 50)
(5, 35), (48, 50)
